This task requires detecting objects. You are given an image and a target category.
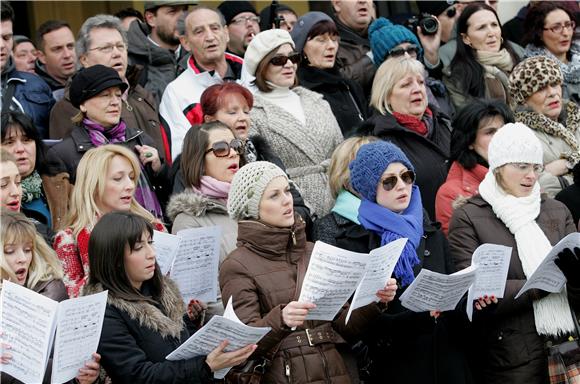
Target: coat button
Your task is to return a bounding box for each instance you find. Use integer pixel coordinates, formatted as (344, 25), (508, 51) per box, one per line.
(137, 97), (143, 101)
(424, 250), (431, 256)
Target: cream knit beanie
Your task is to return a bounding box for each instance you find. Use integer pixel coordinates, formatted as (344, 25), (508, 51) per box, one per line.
(488, 122), (544, 171)
(244, 29), (295, 77)
(227, 161), (288, 220)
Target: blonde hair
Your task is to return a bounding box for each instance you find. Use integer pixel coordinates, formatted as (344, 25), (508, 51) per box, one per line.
(0, 148), (17, 164)
(328, 136), (379, 199)
(1, 210), (63, 288)
(370, 56), (426, 115)
(64, 145), (155, 237)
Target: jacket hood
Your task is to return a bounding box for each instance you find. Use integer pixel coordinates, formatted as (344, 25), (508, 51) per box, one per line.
(166, 189), (228, 221)
(236, 215), (307, 263)
(83, 277), (185, 339)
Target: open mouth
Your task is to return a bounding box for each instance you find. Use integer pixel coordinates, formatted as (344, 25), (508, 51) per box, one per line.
(120, 196), (132, 204)
(548, 101), (560, 109)
(15, 267), (27, 282)
(228, 163), (239, 172)
(5, 200), (20, 211)
(235, 125), (247, 133)
(396, 194), (408, 201)
(283, 208), (293, 216)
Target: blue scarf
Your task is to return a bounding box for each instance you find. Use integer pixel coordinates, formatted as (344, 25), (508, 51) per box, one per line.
(331, 189), (361, 224)
(358, 185), (424, 286)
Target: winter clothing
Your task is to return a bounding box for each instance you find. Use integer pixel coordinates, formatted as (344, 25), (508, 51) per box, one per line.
(369, 18), (423, 65)
(83, 278), (213, 384)
(1, 58), (55, 138)
(435, 161), (487, 235)
(220, 216), (383, 384)
(227, 161), (287, 220)
(416, 1), (455, 18)
(243, 29), (294, 77)
(41, 172), (73, 231)
(34, 60), (66, 100)
(290, 12), (333, 53)
(250, 86), (343, 217)
(448, 194), (578, 384)
(159, 54), (243, 161)
(68, 65), (128, 108)
(487, 122), (544, 171)
(217, 1), (257, 24)
(502, 5), (528, 47)
(48, 65), (164, 160)
(508, 55), (563, 107)
(438, 37), (524, 72)
(357, 105), (451, 219)
(555, 167), (580, 226)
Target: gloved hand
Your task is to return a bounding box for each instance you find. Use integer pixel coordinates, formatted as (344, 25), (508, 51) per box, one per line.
(554, 247), (580, 286)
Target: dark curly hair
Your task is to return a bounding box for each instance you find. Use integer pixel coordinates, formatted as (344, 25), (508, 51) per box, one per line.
(522, 2), (576, 59)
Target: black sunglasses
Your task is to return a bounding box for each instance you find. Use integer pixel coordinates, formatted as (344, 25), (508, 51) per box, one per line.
(388, 45), (419, 58)
(269, 52), (301, 66)
(205, 139), (244, 157)
(381, 170), (416, 191)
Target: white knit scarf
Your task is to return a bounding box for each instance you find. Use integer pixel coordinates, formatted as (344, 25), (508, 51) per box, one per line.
(479, 172), (575, 336)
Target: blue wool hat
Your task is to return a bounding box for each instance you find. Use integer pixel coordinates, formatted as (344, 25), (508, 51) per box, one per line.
(349, 141), (415, 202)
(369, 17), (423, 67)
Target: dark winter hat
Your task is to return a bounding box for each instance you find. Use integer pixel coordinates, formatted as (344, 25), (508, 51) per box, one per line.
(259, 3), (296, 31)
(69, 64), (128, 108)
(369, 17), (423, 66)
(217, 1), (258, 25)
(143, 1), (196, 12)
(290, 11), (333, 53)
(416, 1), (455, 17)
(349, 141), (415, 202)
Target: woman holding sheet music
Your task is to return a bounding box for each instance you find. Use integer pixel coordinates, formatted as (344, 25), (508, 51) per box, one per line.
(83, 211), (256, 384)
(448, 123), (579, 384)
(0, 210), (101, 384)
(220, 161), (397, 384)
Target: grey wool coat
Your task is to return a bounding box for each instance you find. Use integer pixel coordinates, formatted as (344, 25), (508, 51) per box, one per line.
(250, 86), (344, 218)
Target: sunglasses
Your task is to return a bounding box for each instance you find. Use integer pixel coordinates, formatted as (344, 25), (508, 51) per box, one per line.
(381, 170), (416, 191)
(388, 45), (419, 58)
(269, 52), (301, 66)
(205, 138), (244, 157)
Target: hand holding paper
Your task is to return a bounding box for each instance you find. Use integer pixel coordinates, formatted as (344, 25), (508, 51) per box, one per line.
(282, 301), (317, 328)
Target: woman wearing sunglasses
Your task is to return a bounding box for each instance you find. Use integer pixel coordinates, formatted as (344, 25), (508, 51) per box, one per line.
(448, 123), (579, 384)
(522, 2), (579, 104)
(289, 12), (368, 135)
(341, 140), (472, 383)
(244, 29), (343, 218)
(443, 3), (523, 111)
(167, 122), (245, 315)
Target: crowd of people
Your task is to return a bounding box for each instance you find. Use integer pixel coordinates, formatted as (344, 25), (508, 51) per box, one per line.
(1, 0), (580, 383)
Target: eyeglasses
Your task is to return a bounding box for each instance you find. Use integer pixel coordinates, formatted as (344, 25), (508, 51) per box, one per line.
(269, 52), (301, 66)
(381, 170), (416, 191)
(543, 20), (576, 34)
(388, 45), (419, 58)
(230, 15), (260, 26)
(507, 163), (544, 174)
(205, 138), (244, 157)
(89, 43), (127, 54)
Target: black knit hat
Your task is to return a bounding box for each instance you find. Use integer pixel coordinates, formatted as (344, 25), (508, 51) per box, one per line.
(69, 65), (128, 108)
(217, 1), (257, 25)
(416, 1), (455, 17)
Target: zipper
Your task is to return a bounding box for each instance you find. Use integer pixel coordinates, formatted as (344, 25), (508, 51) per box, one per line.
(291, 230), (296, 246)
(283, 350), (292, 383)
(318, 345), (331, 383)
(346, 84), (364, 122)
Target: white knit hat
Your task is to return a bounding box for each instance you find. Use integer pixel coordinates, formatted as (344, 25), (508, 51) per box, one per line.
(227, 161), (288, 220)
(243, 29), (295, 77)
(488, 122), (544, 171)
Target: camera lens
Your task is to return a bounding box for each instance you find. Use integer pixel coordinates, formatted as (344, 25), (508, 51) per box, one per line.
(419, 15), (438, 35)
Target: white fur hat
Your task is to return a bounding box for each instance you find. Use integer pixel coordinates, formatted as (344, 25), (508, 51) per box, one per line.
(488, 122), (544, 171)
(243, 29), (295, 77)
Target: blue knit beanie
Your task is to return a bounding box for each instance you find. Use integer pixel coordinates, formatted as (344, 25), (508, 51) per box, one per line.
(349, 141), (415, 202)
(369, 17), (423, 67)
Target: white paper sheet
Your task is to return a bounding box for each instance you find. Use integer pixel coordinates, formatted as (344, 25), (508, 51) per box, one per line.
(400, 266), (478, 312)
(166, 297), (270, 379)
(515, 232), (580, 299)
(51, 291), (108, 384)
(0, 281), (58, 383)
(466, 244), (511, 321)
(170, 226), (221, 303)
(153, 230), (181, 275)
(298, 241), (368, 321)
(345, 238), (408, 324)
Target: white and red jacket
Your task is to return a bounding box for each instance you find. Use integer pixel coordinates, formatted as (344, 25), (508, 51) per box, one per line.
(159, 53), (244, 162)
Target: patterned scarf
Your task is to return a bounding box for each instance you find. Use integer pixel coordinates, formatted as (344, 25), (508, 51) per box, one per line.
(524, 44), (580, 87)
(21, 170), (42, 203)
(515, 101), (580, 165)
(83, 118), (126, 146)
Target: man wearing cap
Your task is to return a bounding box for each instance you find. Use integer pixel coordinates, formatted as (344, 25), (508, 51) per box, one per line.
(217, 1), (260, 58)
(159, 6), (244, 161)
(126, 1), (193, 103)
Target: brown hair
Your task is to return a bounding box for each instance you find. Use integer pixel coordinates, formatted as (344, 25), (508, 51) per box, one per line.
(253, 45), (298, 92)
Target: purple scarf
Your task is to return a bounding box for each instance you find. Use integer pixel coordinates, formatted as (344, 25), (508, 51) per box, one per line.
(192, 176), (231, 205)
(83, 118), (126, 146)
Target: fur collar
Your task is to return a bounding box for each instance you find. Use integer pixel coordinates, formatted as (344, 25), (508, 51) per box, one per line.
(83, 277), (185, 339)
(166, 189), (228, 221)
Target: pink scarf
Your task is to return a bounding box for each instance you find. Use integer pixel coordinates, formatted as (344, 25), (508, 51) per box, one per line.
(192, 176), (231, 205)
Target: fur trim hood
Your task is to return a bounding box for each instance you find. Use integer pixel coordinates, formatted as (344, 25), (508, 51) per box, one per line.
(166, 189), (228, 221)
(83, 277), (185, 339)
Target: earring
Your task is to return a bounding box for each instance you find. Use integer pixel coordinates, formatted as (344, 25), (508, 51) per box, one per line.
(500, 37), (504, 45)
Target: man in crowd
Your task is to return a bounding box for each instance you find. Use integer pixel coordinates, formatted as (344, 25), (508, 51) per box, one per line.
(217, 1), (260, 58)
(126, 1), (192, 103)
(331, 0), (375, 95)
(159, 6), (243, 161)
(259, 3), (298, 32)
(48, 14), (165, 159)
(1, 2), (54, 138)
(34, 20), (76, 101)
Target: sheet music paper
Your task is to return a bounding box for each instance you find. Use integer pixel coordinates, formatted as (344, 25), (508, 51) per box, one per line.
(51, 291), (108, 384)
(346, 238), (408, 324)
(166, 297), (270, 379)
(153, 230), (181, 275)
(515, 232), (580, 299)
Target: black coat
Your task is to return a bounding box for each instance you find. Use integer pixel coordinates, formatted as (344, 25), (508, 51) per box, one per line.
(326, 210), (472, 384)
(555, 183), (580, 228)
(298, 65), (367, 135)
(357, 107), (451, 219)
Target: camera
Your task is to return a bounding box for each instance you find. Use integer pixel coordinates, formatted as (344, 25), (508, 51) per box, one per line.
(405, 13), (439, 35)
